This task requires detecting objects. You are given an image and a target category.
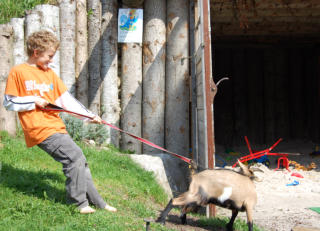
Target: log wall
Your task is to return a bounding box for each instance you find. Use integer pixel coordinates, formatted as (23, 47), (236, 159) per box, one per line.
(0, 2), (191, 157)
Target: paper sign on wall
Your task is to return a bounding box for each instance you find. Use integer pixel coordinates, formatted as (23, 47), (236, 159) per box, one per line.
(118, 8), (143, 43)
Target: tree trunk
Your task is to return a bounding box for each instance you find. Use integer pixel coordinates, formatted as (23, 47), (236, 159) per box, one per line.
(9, 18), (25, 127)
(122, 0), (144, 8)
(75, 0), (89, 107)
(87, 0), (102, 114)
(25, 9), (41, 37)
(142, 0), (166, 154)
(9, 18), (25, 65)
(0, 25), (16, 135)
(59, 0), (76, 95)
(166, 0), (190, 155)
(101, 0), (120, 146)
(121, 43), (142, 153)
(34, 4), (60, 75)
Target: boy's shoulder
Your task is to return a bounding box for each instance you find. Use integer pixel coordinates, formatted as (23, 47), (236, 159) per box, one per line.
(10, 63), (28, 72)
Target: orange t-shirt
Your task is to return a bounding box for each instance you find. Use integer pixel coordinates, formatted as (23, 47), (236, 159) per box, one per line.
(5, 63), (68, 147)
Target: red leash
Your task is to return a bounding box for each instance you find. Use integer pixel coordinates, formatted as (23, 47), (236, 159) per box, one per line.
(40, 104), (192, 164)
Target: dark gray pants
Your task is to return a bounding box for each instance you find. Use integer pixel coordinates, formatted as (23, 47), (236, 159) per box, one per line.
(38, 133), (106, 209)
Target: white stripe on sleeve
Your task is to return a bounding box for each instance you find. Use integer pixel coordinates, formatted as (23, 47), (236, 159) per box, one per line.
(54, 91), (95, 120)
(3, 95), (36, 112)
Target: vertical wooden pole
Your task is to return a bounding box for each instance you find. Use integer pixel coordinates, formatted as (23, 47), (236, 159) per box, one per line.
(166, 0), (190, 156)
(142, 0), (166, 154)
(88, 0), (102, 114)
(121, 6), (143, 152)
(0, 25), (16, 135)
(101, 0), (120, 146)
(10, 18), (25, 65)
(76, 0), (89, 107)
(59, 0), (76, 95)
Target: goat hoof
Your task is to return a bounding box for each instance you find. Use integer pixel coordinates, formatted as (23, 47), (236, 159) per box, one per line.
(180, 218), (187, 225)
(226, 223), (234, 231)
(155, 218), (166, 225)
(180, 214), (187, 224)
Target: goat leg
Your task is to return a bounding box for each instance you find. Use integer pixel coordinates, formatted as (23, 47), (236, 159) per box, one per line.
(156, 199), (174, 224)
(226, 209), (238, 231)
(179, 210), (187, 224)
(245, 206), (254, 231)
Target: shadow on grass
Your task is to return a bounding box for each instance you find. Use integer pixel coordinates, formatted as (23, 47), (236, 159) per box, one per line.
(0, 163), (66, 204)
(164, 214), (227, 231)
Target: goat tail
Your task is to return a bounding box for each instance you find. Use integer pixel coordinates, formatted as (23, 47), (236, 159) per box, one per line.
(172, 186), (208, 207)
(172, 191), (201, 206)
(172, 193), (190, 206)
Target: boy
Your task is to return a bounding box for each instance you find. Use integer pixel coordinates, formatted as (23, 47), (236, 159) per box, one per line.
(3, 30), (116, 214)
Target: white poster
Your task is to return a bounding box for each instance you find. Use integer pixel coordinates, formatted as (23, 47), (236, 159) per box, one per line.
(118, 8), (143, 43)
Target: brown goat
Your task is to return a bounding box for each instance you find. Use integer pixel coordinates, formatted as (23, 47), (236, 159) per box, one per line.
(157, 161), (259, 231)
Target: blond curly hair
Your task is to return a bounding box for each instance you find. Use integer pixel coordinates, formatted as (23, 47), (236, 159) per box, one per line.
(26, 30), (60, 57)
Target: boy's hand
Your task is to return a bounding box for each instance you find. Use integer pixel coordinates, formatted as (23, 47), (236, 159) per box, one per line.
(35, 97), (49, 108)
(91, 115), (103, 124)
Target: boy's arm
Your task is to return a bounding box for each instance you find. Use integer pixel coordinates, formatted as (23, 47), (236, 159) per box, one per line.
(3, 95), (49, 112)
(3, 95), (37, 112)
(54, 91), (99, 122)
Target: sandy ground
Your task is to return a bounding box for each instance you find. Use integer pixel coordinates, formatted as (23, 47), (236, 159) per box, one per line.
(215, 140), (320, 231)
(159, 140), (320, 231)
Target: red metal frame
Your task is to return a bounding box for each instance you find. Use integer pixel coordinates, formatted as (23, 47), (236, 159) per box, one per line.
(232, 136), (290, 171)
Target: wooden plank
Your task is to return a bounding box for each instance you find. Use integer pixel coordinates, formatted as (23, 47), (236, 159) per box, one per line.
(211, 22), (320, 36)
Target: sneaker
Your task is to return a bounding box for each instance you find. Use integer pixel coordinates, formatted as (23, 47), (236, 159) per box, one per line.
(104, 204), (117, 212)
(80, 206), (96, 214)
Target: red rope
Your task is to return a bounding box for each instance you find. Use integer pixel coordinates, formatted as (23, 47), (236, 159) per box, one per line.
(40, 104), (192, 164)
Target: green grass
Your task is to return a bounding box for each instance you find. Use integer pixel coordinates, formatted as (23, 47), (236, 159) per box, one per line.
(0, 0), (57, 24)
(0, 131), (171, 231)
(0, 130), (263, 230)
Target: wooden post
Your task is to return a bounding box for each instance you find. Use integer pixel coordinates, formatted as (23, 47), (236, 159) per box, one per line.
(59, 0), (76, 95)
(121, 5), (143, 153)
(142, 0), (166, 154)
(165, 0), (190, 156)
(0, 25), (16, 135)
(101, 0), (120, 146)
(87, 0), (102, 114)
(75, 0), (89, 107)
(10, 18), (25, 65)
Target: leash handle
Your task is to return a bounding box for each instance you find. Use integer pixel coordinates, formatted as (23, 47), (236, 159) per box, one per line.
(40, 104), (192, 164)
